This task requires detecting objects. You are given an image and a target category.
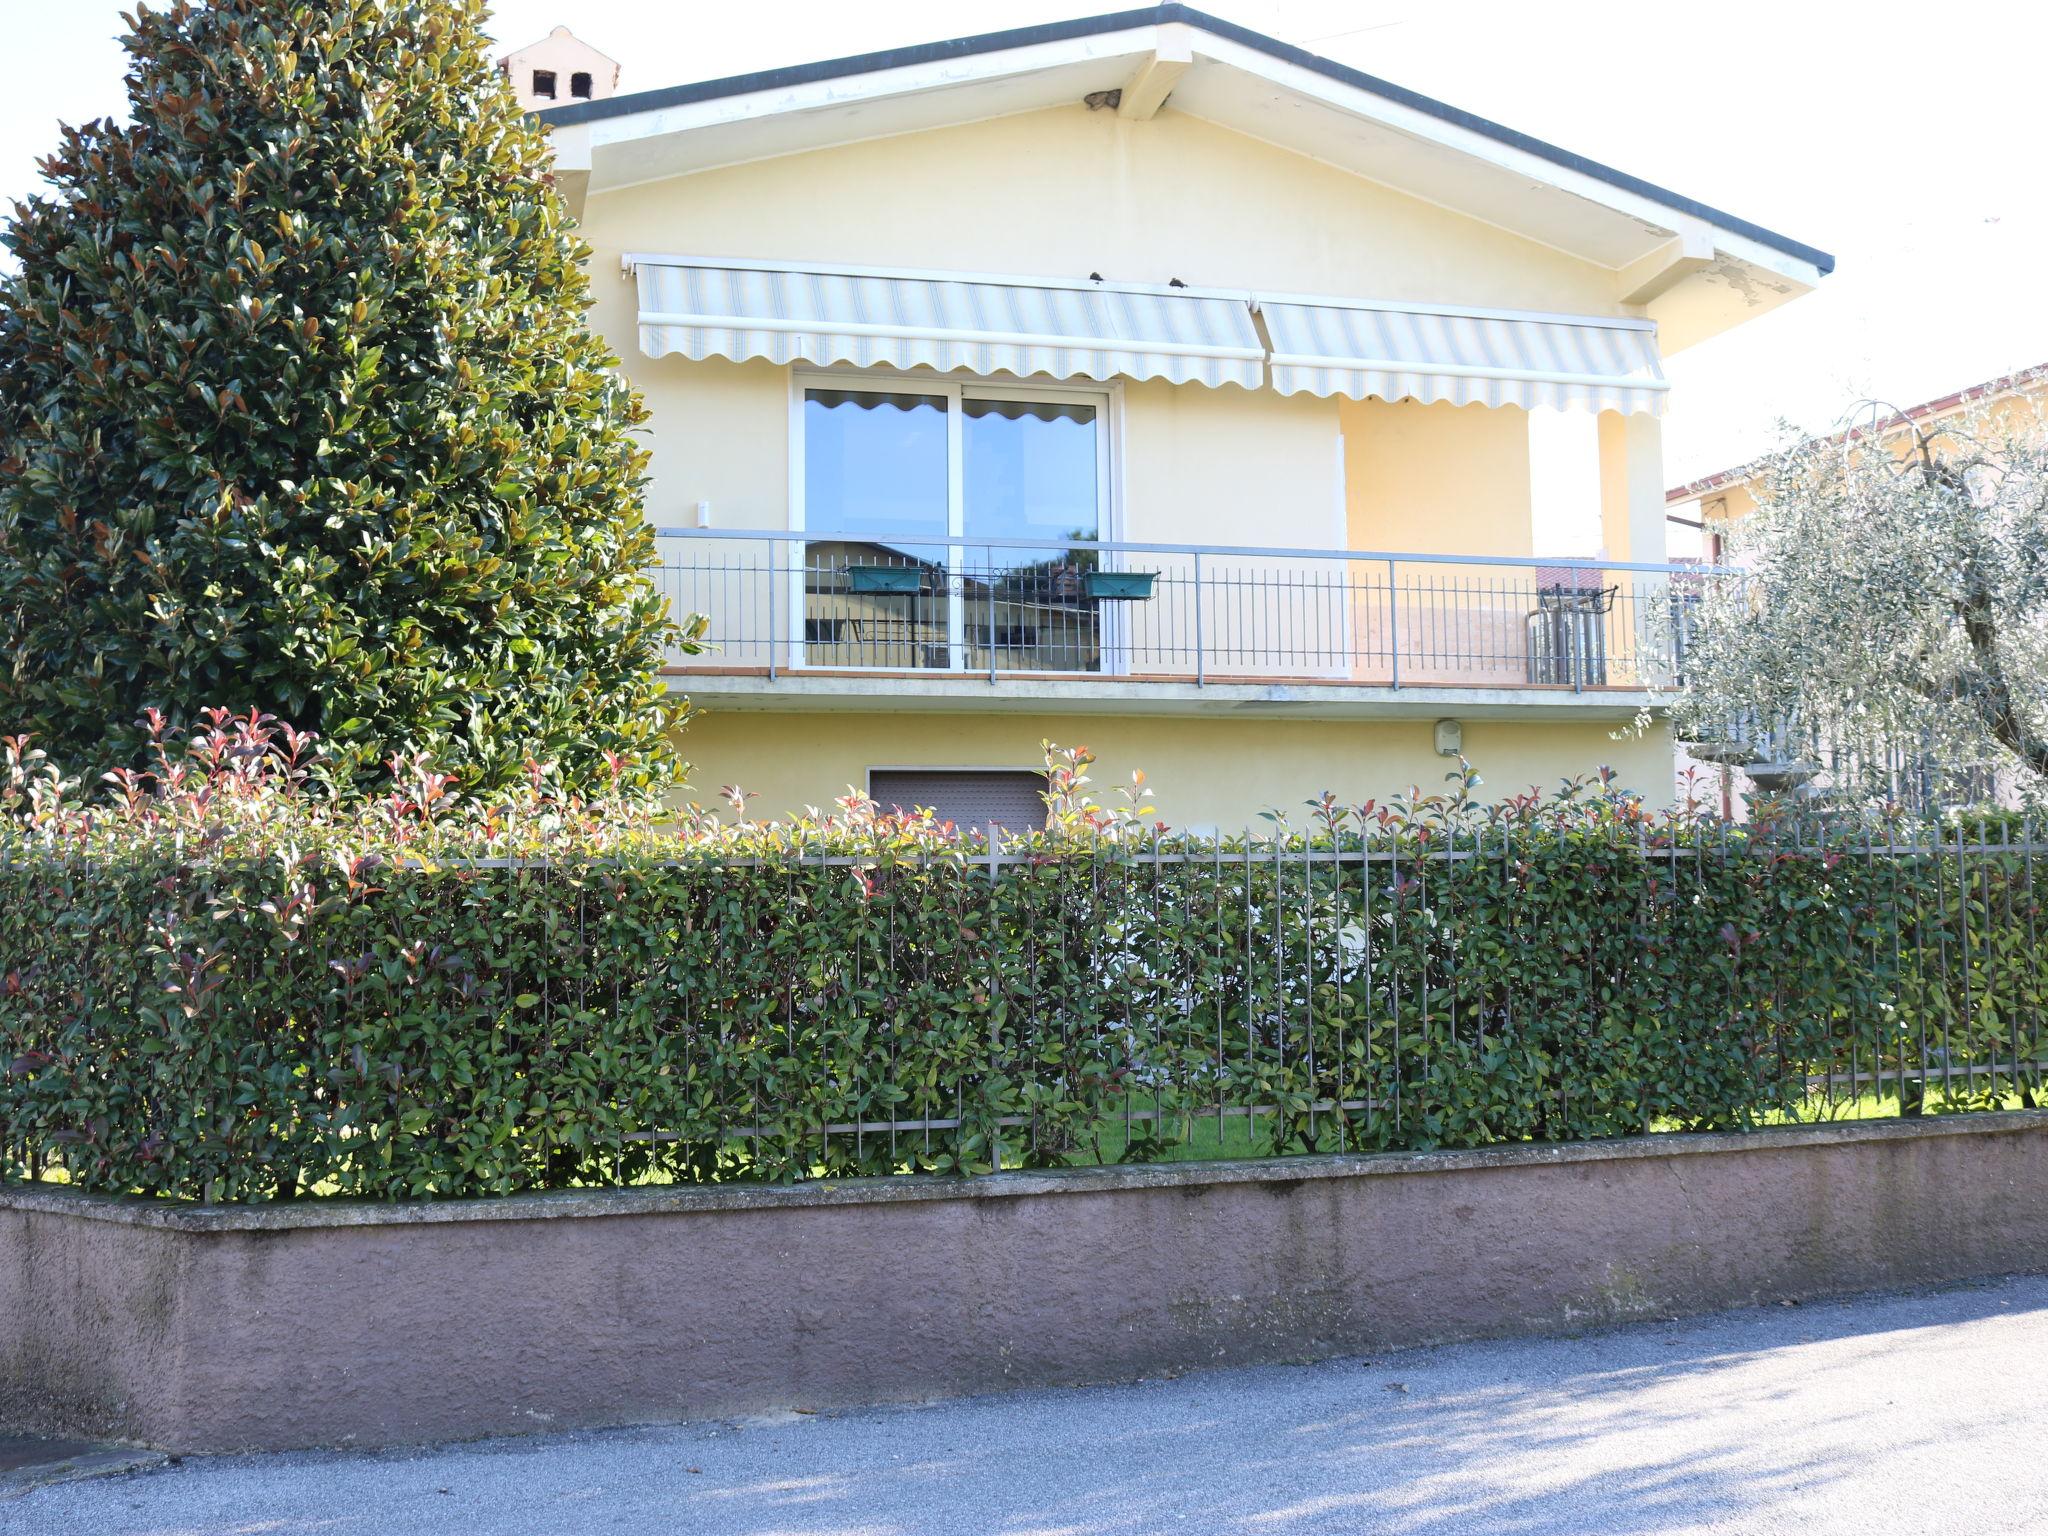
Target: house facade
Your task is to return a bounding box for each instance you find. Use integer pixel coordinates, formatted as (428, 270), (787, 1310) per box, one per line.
(537, 7), (1831, 830)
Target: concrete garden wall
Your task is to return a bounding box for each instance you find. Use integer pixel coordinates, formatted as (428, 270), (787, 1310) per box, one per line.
(4, 1112), (2046, 1452)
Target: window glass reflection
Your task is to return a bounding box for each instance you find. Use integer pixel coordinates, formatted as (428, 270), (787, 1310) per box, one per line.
(804, 388), (949, 564)
(804, 388), (951, 669)
(963, 397), (1100, 674)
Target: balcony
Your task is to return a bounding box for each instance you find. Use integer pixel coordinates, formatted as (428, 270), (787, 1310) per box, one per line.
(651, 528), (1721, 717)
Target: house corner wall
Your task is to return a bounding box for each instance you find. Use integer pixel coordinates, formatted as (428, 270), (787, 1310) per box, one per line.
(1598, 411), (1668, 565)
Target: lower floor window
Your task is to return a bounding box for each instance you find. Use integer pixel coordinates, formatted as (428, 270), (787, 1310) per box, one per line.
(867, 769), (1048, 835)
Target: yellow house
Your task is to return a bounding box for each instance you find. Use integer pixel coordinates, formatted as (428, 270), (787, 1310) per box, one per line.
(537, 7), (1832, 831)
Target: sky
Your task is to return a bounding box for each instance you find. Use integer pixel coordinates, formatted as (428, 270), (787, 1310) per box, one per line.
(4, 0), (2046, 488)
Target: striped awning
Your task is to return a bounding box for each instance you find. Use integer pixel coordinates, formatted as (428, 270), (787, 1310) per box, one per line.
(630, 259), (1266, 390)
(1258, 299), (1668, 416)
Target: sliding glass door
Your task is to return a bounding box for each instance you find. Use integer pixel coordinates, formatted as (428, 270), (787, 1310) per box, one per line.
(799, 386), (953, 670)
(794, 374), (1109, 673)
(962, 395), (1104, 674)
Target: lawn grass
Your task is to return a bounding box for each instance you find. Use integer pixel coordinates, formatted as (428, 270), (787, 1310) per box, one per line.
(11, 1087), (2036, 1197)
(1051, 1084), (2043, 1169)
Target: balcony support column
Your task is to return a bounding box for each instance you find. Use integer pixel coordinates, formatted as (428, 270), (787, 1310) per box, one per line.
(1597, 410), (1667, 566)
(1599, 410), (1671, 692)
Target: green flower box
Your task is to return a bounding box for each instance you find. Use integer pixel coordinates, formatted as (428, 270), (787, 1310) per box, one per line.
(1083, 570), (1157, 601)
(846, 564), (923, 595)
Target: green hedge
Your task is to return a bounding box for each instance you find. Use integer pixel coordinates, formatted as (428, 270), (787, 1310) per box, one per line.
(3, 729), (2043, 1202)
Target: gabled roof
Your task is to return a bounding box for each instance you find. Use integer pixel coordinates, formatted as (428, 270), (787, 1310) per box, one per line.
(542, 5), (1827, 274)
(537, 6), (1831, 352)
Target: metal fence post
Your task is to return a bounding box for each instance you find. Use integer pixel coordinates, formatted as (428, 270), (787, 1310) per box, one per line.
(1193, 549), (1205, 686)
(1388, 558), (1400, 690)
(767, 537), (779, 681)
(1572, 587), (1583, 694)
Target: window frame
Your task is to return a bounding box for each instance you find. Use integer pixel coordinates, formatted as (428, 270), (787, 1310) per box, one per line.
(787, 368), (1122, 672)
(531, 69), (558, 100)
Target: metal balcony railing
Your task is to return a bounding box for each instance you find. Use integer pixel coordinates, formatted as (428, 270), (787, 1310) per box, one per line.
(650, 528), (1726, 692)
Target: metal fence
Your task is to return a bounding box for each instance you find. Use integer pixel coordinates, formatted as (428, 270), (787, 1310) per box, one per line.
(8, 816), (2044, 1197)
(1684, 711), (2013, 817)
(596, 814), (2048, 1173)
(649, 528), (1723, 691)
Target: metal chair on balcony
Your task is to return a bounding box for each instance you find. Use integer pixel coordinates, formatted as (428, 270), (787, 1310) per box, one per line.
(1525, 568), (1614, 687)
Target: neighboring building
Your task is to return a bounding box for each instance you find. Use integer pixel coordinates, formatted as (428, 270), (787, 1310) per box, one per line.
(1666, 363), (2048, 556)
(534, 6), (1832, 830)
(1666, 364), (2048, 815)
(500, 26), (620, 113)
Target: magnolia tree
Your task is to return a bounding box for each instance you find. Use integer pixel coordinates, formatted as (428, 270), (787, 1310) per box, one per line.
(1675, 401), (2048, 805)
(0, 0), (690, 797)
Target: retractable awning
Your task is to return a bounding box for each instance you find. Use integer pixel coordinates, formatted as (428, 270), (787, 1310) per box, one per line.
(624, 257), (1670, 412)
(1257, 299), (1669, 416)
(628, 258), (1266, 390)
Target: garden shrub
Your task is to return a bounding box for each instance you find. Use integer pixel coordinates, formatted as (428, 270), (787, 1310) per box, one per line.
(1, 715), (2042, 1203)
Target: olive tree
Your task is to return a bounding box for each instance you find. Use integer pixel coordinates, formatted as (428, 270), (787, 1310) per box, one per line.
(1675, 400), (2048, 801)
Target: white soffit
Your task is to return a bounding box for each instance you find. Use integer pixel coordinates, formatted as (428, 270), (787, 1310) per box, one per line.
(1169, 54), (1665, 270)
(583, 34), (1149, 192)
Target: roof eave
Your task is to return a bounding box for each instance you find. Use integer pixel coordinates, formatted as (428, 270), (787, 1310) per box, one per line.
(535, 3), (1833, 276)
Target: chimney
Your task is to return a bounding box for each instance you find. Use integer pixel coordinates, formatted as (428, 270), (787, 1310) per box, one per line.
(499, 25), (623, 113)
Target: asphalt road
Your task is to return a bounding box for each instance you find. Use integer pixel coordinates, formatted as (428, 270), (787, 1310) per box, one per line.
(10, 1274), (2048, 1536)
